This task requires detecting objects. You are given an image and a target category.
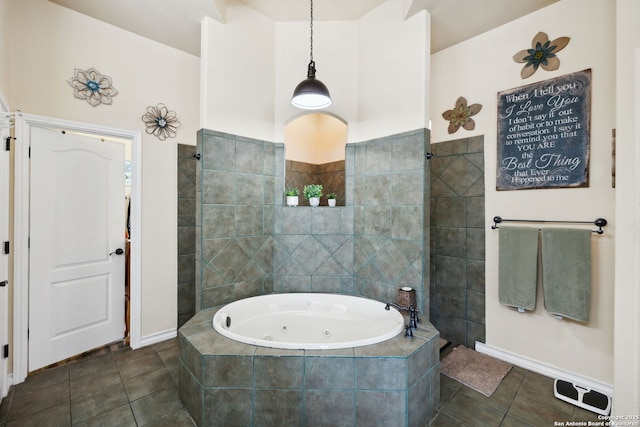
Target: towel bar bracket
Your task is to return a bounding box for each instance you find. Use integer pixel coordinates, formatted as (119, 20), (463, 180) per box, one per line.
(492, 216), (607, 234)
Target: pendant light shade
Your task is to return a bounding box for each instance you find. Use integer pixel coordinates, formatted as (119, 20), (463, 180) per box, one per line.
(291, 61), (332, 109)
(291, 0), (332, 110)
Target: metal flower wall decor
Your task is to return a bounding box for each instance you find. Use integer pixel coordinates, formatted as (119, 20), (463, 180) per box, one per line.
(67, 67), (118, 106)
(442, 96), (482, 134)
(141, 103), (181, 141)
(513, 32), (570, 79)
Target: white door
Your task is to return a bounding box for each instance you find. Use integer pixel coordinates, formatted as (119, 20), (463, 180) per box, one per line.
(29, 126), (126, 371)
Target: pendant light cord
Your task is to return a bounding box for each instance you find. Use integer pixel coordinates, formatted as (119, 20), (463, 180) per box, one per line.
(309, 0), (314, 63)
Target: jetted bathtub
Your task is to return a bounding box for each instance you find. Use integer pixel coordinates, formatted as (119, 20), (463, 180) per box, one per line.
(212, 293), (405, 350)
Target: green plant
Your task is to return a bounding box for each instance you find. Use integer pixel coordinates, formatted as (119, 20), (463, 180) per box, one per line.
(285, 187), (299, 197)
(303, 184), (323, 199)
(327, 192), (337, 199)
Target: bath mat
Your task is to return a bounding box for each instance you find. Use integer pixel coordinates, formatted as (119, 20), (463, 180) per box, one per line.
(440, 346), (512, 397)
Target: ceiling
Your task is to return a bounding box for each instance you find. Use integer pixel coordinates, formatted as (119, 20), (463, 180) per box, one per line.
(48, 0), (558, 57)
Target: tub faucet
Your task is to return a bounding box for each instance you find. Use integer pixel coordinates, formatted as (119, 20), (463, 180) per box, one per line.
(385, 302), (420, 337)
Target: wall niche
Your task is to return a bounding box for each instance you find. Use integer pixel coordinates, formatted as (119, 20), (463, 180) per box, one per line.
(285, 113), (347, 207)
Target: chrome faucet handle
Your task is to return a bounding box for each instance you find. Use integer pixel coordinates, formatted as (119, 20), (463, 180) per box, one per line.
(404, 324), (414, 338)
(408, 305), (420, 325)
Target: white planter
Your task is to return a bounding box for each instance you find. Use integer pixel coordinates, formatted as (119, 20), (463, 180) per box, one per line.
(286, 196), (298, 207)
(309, 197), (320, 207)
(328, 199), (336, 207)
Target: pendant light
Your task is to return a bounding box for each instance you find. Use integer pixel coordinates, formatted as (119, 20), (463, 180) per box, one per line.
(291, 0), (332, 109)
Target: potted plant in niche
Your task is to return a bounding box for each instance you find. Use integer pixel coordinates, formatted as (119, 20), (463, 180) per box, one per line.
(327, 192), (337, 207)
(303, 184), (323, 207)
(285, 188), (299, 207)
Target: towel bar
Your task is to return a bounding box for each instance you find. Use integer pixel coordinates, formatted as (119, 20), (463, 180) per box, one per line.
(491, 216), (607, 234)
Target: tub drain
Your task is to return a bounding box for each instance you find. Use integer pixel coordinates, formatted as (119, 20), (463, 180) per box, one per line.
(323, 329), (331, 337)
(280, 324), (288, 333)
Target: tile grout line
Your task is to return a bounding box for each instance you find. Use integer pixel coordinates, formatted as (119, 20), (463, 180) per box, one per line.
(498, 368), (529, 426)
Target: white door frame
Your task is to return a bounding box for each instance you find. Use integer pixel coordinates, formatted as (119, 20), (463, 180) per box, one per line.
(13, 112), (142, 384)
(0, 98), (10, 398)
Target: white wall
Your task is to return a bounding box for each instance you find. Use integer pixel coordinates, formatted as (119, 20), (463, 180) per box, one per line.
(614, 0), (640, 415)
(0, 0), (9, 101)
(355, 4), (429, 141)
(5, 0), (200, 342)
(431, 0), (616, 384)
(0, 0), (9, 396)
(201, 4), (275, 141)
(202, 0), (430, 145)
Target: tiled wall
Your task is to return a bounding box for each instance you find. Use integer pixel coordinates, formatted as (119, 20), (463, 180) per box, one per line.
(285, 159), (345, 206)
(196, 130), (278, 310)
(197, 128), (430, 315)
(177, 144), (197, 327)
(274, 204), (355, 294)
(429, 136), (485, 347)
(353, 130), (430, 312)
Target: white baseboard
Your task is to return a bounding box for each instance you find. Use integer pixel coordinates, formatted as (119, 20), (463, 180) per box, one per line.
(0, 373), (11, 400)
(475, 341), (613, 397)
(136, 328), (177, 349)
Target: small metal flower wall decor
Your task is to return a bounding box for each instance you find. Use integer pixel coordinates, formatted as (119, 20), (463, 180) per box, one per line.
(67, 67), (118, 106)
(513, 32), (570, 79)
(141, 103), (181, 141)
(442, 96), (482, 134)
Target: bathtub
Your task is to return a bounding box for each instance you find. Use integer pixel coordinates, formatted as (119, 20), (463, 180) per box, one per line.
(212, 293), (405, 350)
(179, 295), (441, 427)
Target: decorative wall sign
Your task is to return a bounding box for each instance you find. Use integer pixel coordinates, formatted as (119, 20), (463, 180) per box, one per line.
(513, 32), (570, 79)
(442, 96), (482, 134)
(496, 69), (591, 191)
(67, 67), (118, 106)
(141, 103), (181, 141)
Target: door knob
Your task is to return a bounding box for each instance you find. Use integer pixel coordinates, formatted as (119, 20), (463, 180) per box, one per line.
(109, 248), (124, 256)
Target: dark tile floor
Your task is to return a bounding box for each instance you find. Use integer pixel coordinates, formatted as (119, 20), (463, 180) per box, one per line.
(0, 340), (606, 427)
(0, 338), (195, 427)
(427, 345), (606, 426)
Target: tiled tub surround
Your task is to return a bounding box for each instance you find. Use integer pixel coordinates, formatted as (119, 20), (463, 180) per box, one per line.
(197, 129), (430, 315)
(190, 129), (437, 425)
(179, 307), (440, 427)
(352, 130), (430, 314)
(196, 130), (278, 310)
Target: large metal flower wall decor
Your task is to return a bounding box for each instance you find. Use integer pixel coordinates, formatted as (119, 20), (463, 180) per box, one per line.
(513, 32), (570, 79)
(442, 96), (482, 134)
(67, 67), (118, 106)
(141, 103), (181, 141)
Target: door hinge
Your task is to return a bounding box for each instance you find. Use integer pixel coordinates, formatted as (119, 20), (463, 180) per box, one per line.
(3, 241), (8, 254)
(4, 136), (10, 151)
(0, 280), (7, 287)
(2, 344), (8, 358)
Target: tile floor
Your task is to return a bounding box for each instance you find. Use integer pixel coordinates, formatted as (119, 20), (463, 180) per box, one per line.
(428, 345), (606, 426)
(0, 338), (195, 427)
(0, 340), (607, 427)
